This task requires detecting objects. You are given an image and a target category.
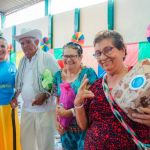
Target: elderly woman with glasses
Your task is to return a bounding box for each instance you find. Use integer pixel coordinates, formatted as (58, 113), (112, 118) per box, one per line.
(0, 37), (21, 150)
(74, 30), (150, 150)
(53, 42), (98, 150)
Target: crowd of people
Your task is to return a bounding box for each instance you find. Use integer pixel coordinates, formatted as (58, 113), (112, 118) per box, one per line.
(0, 29), (150, 150)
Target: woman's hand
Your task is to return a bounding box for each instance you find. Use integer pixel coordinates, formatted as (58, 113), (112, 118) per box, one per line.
(10, 97), (18, 108)
(56, 105), (73, 117)
(10, 91), (20, 108)
(56, 117), (65, 135)
(128, 107), (150, 127)
(56, 105), (67, 117)
(74, 75), (95, 106)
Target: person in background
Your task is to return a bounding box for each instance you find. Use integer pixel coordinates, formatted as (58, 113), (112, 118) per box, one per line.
(11, 29), (59, 150)
(0, 37), (21, 150)
(74, 30), (150, 150)
(54, 41), (98, 150)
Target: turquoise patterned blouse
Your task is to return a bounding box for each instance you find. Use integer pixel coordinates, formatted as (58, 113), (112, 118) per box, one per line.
(53, 67), (98, 97)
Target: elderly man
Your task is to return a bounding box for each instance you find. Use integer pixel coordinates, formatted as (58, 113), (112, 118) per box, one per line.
(12, 29), (59, 150)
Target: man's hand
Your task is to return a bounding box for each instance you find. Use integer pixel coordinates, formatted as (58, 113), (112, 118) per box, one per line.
(32, 93), (48, 106)
(127, 107), (150, 127)
(10, 97), (18, 108)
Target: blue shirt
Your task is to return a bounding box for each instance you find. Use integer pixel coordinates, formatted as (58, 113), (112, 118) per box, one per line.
(0, 61), (16, 105)
(54, 67), (98, 97)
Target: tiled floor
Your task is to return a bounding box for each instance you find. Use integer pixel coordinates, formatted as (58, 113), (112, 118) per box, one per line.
(55, 133), (62, 150)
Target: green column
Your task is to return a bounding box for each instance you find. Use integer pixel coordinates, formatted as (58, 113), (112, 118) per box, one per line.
(45, 0), (53, 48)
(12, 26), (16, 52)
(45, 0), (52, 16)
(74, 8), (80, 32)
(1, 13), (6, 29)
(45, 0), (48, 16)
(10, 26), (16, 63)
(108, 0), (114, 30)
(48, 15), (53, 48)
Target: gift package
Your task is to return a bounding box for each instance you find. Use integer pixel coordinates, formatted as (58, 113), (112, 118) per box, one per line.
(112, 59), (150, 113)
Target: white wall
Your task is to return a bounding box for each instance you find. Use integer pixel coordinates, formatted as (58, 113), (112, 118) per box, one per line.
(115, 0), (150, 43)
(2, 27), (12, 44)
(80, 2), (108, 46)
(16, 16), (48, 51)
(2, 1), (150, 48)
(53, 10), (74, 48)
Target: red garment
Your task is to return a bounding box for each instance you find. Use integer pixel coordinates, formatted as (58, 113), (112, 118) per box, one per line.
(84, 79), (150, 150)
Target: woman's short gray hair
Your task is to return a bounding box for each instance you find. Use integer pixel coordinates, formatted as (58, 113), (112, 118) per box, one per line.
(63, 42), (83, 56)
(93, 30), (127, 60)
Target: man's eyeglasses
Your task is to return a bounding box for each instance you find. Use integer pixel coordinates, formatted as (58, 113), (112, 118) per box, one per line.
(93, 46), (114, 59)
(62, 54), (78, 59)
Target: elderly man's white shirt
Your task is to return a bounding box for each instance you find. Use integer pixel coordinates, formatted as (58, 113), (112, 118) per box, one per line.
(21, 55), (51, 112)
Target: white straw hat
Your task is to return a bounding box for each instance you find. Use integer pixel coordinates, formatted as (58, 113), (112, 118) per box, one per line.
(14, 29), (42, 42)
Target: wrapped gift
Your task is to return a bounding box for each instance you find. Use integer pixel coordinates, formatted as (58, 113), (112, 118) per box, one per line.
(112, 59), (150, 113)
(41, 69), (53, 91)
(59, 82), (75, 129)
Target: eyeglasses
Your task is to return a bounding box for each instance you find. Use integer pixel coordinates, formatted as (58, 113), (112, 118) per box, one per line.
(0, 45), (6, 49)
(93, 46), (114, 59)
(62, 54), (78, 59)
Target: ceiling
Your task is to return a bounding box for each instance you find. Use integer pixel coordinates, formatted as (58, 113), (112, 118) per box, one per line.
(0, 0), (43, 15)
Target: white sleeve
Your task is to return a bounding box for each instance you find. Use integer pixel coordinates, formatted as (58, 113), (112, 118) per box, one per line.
(45, 53), (60, 75)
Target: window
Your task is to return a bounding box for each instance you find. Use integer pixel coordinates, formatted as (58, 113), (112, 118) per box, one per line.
(5, 1), (44, 28)
(4, 0), (107, 28)
(51, 0), (107, 14)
